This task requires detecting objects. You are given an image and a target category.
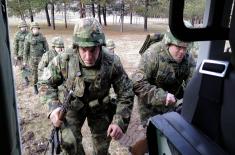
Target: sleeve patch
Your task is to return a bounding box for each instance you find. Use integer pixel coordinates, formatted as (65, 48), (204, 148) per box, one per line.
(132, 71), (144, 82)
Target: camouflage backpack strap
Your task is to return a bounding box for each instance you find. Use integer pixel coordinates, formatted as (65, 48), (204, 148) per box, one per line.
(41, 34), (46, 50)
(139, 33), (164, 55)
(37, 33), (45, 49)
(59, 53), (73, 90)
(101, 47), (115, 80)
(109, 54), (115, 80)
(26, 33), (32, 42)
(66, 53), (85, 97)
(45, 52), (50, 67)
(152, 52), (160, 83)
(151, 43), (165, 83)
(22, 32), (27, 40)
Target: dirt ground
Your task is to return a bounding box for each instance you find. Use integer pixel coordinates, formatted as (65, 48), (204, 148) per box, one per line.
(10, 23), (167, 155)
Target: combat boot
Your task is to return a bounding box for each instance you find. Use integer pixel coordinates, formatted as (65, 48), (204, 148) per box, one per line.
(34, 84), (39, 95)
(24, 77), (29, 86)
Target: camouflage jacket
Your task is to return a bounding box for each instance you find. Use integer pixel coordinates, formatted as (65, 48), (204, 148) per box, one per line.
(38, 49), (58, 80)
(132, 42), (195, 124)
(24, 32), (49, 63)
(13, 30), (29, 57)
(40, 48), (134, 132)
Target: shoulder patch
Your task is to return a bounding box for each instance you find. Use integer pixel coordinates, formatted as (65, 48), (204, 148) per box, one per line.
(132, 71), (144, 82)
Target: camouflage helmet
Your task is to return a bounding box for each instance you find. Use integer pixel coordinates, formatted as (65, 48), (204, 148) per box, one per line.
(106, 39), (115, 49)
(52, 36), (64, 48)
(73, 18), (105, 47)
(163, 32), (190, 48)
(18, 21), (27, 28)
(30, 22), (40, 30)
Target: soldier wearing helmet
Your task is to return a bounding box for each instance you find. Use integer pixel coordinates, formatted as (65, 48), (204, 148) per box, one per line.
(39, 18), (134, 155)
(38, 36), (65, 105)
(24, 21), (49, 94)
(13, 21), (29, 86)
(130, 31), (195, 154)
(38, 36), (65, 81)
(106, 39), (116, 53)
(30, 21), (40, 34)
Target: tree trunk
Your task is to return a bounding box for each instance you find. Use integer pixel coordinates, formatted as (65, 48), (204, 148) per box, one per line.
(29, 7), (34, 22)
(45, 3), (51, 27)
(120, 1), (124, 32)
(64, 2), (67, 28)
(144, 0), (149, 31)
(192, 17), (196, 26)
(200, 17), (203, 24)
(98, 4), (102, 25)
(130, 11), (132, 24)
(79, 1), (86, 18)
(18, 0), (26, 22)
(130, 3), (133, 24)
(27, 0), (34, 22)
(79, 1), (82, 18)
(51, 2), (55, 30)
(20, 13), (26, 22)
(102, 5), (107, 26)
(91, 0), (95, 17)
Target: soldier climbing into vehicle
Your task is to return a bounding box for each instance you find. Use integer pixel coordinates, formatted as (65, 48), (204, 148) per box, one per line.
(131, 31), (196, 155)
(39, 17), (134, 155)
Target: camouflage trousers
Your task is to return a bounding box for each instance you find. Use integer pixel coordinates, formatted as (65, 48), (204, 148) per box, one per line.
(60, 103), (114, 155)
(29, 57), (41, 85)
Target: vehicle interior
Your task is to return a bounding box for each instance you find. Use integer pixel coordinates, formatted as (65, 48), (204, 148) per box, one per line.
(1, 0), (235, 155)
(0, 0), (22, 154)
(147, 0), (235, 155)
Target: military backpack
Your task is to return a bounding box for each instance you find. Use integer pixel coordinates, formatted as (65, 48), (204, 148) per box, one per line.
(139, 33), (164, 55)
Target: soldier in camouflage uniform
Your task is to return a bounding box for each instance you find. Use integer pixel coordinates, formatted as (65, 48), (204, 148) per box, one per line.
(38, 36), (65, 80)
(131, 32), (195, 154)
(13, 21), (30, 86)
(39, 18), (134, 155)
(38, 36), (65, 105)
(24, 22), (49, 94)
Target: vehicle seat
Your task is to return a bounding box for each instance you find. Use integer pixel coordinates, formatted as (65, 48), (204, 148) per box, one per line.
(147, 58), (235, 154)
(181, 59), (235, 154)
